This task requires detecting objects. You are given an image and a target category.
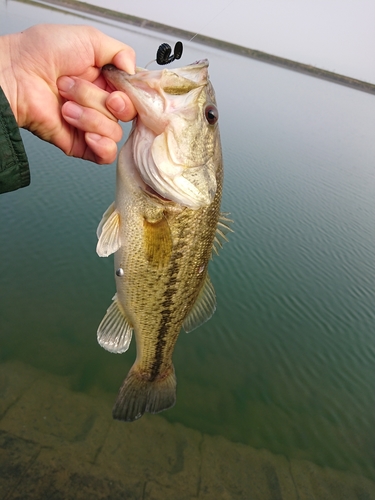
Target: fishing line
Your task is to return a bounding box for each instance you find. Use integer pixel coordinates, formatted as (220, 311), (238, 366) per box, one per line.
(145, 0), (236, 68)
(187, 0), (236, 44)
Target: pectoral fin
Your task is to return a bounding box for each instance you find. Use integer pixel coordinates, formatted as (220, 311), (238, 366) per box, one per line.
(183, 275), (216, 333)
(96, 202), (121, 257)
(143, 216), (173, 267)
(97, 294), (133, 353)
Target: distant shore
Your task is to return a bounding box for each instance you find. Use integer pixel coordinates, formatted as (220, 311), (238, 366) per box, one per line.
(28, 0), (375, 95)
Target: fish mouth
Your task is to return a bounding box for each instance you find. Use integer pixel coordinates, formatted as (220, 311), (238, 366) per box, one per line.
(102, 60), (209, 82)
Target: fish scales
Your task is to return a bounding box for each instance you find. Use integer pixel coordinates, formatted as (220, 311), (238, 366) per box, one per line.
(117, 167), (222, 376)
(96, 59), (228, 421)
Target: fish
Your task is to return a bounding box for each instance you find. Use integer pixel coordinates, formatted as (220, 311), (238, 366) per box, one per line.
(96, 59), (230, 422)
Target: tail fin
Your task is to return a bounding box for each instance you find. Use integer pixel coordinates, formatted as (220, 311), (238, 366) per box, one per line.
(112, 366), (176, 422)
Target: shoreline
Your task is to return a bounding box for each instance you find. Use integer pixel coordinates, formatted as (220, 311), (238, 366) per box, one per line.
(26, 0), (375, 95)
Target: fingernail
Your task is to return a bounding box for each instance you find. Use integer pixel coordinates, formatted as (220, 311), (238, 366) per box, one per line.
(57, 76), (75, 92)
(108, 95), (125, 113)
(63, 102), (83, 120)
(115, 49), (136, 75)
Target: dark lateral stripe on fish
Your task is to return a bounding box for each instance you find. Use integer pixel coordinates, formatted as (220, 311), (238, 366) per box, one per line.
(149, 248), (184, 381)
(149, 315), (171, 381)
(149, 308), (174, 381)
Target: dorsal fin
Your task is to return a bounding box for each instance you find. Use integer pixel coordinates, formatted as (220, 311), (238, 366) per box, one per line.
(97, 294), (133, 353)
(96, 202), (121, 257)
(183, 275), (216, 333)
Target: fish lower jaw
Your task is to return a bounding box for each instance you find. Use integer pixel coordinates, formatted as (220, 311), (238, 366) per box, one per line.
(143, 180), (211, 210)
(144, 184), (173, 203)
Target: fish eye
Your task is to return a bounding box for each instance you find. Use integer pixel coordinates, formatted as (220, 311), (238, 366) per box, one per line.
(205, 105), (218, 125)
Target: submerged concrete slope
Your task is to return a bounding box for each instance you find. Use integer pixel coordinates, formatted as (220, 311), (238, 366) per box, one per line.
(0, 361), (374, 499)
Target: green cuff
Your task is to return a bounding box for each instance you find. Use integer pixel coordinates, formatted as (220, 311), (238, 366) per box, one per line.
(0, 86), (30, 194)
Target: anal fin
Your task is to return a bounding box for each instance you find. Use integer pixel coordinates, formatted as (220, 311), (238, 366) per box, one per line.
(183, 274), (216, 333)
(97, 294), (133, 353)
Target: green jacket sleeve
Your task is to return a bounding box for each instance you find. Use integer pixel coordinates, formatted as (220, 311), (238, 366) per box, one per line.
(0, 86), (30, 194)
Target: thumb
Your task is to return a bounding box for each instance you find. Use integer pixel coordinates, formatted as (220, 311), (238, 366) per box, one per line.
(90, 29), (136, 74)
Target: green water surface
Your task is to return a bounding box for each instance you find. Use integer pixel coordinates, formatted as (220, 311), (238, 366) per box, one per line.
(1, 0), (374, 483)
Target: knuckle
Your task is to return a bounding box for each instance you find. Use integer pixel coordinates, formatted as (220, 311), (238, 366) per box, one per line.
(93, 113), (122, 141)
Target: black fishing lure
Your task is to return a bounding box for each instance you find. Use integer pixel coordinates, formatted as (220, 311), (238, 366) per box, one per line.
(156, 41), (183, 65)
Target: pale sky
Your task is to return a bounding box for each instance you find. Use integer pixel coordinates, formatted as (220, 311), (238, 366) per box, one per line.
(84, 0), (375, 84)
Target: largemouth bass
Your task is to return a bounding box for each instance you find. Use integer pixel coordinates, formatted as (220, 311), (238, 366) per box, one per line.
(97, 59), (229, 422)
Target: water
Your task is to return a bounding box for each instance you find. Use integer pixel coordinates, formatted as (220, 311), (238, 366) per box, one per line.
(1, 0), (375, 495)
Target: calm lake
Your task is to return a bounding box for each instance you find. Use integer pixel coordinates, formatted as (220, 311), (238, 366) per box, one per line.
(1, 0), (374, 497)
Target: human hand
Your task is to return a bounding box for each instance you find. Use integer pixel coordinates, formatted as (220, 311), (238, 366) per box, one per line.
(0, 24), (136, 164)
